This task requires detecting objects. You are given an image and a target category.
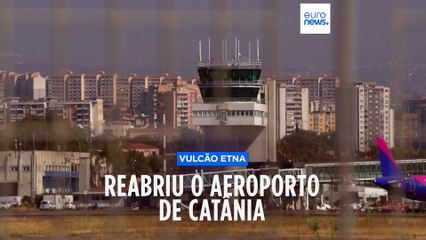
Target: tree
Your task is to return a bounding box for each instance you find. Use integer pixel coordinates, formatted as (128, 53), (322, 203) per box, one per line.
(126, 150), (148, 175)
(0, 114), (89, 151)
(277, 130), (335, 163)
(147, 153), (162, 174)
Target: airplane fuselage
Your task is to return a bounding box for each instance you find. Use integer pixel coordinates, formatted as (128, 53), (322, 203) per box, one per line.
(375, 176), (426, 202)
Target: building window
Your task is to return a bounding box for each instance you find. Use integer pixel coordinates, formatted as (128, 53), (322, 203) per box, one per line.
(11, 166), (18, 172)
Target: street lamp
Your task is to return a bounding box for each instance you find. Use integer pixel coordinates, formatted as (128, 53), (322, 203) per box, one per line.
(15, 139), (22, 196)
(132, 159), (136, 174)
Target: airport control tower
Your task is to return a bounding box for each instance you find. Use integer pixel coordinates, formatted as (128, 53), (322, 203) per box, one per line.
(192, 39), (276, 164)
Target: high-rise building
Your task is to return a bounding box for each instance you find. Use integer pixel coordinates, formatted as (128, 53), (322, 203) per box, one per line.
(7, 72), (46, 100)
(129, 75), (147, 110)
(66, 73), (84, 101)
(97, 73), (117, 107)
(276, 85), (309, 138)
(0, 71), (6, 99)
(309, 111), (336, 134)
(47, 72), (70, 101)
(176, 84), (200, 129)
(309, 99), (336, 134)
(404, 98), (426, 149)
(116, 75), (132, 108)
(355, 82), (394, 152)
(83, 73), (101, 101)
(277, 75), (339, 103)
(0, 100), (6, 125)
(7, 99), (47, 122)
(49, 98), (104, 136)
(130, 75), (182, 112)
(141, 83), (175, 128)
(0, 98), (103, 136)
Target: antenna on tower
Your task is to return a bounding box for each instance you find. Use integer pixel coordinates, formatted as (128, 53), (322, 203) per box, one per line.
(208, 37), (211, 61)
(256, 38), (260, 62)
(225, 38), (228, 61)
(222, 39), (225, 62)
(199, 41), (202, 62)
(237, 39), (240, 60)
(234, 38), (237, 60)
(248, 41), (251, 63)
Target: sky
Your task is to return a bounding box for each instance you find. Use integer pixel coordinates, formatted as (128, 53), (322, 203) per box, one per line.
(2, 0), (426, 95)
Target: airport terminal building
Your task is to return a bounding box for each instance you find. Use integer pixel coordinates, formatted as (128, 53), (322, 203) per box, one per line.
(0, 151), (90, 198)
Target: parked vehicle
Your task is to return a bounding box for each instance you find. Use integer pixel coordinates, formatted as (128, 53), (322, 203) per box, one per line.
(316, 203), (331, 211)
(40, 200), (56, 210)
(0, 202), (11, 209)
(64, 202), (77, 210)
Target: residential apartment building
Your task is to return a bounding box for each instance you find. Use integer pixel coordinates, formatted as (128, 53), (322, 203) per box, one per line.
(276, 84), (309, 139)
(8, 100), (47, 122)
(97, 73), (117, 107)
(0, 71), (5, 99)
(47, 73), (68, 101)
(3, 72), (46, 100)
(116, 75), (132, 108)
(0, 98), (104, 136)
(277, 75), (338, 103)
(309, 111), (336, 134)
(82, 73), (101, 101)
(404, 98), (426, 149)
(66, 73), (84, 101)
(309, 99), (336, 134)
(48, 99), (104, 136)
(355, 82), (394, 152)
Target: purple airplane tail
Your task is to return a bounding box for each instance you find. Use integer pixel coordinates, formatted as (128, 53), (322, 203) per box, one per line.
(376, 137), (404, 178)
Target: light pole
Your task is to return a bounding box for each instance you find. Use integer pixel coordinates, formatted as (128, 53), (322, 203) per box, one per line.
(132, 159), (136, 174)
(163, 113), (167, 174)
(15, 139), (22, 196)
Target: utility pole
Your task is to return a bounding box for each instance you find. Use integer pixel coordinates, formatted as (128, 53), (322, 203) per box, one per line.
(163, 113), (167, 174)
(31, 131), (36, 205)
(15, 139), (22, 196)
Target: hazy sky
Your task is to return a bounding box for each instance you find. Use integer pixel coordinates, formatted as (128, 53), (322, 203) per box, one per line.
(3, 0), (426, 94)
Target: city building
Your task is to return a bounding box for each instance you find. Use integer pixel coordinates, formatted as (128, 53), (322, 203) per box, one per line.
(104, 121), (134, 137)
(116, 75), (132, 108)
(0, 71), (6, 99)
(0, 100), (6, 125)
(140, 81), (200, 129)
(309, 99), (336, 134)
(48, 99), (104, 136)
(97, 73), (117, 107)
(0, 151), (90, 197)
(47, 73), (69, 101)
(276, 84), (309, 138)
(8, 99), (47, 122)
(123, 143), (160, 156)
(404, 97), (426, 149)
(82, 73), (101, 101)
(176, 84), (200, 129)
(309, 111), (336, 134)
(5, 72), (46, 100)
(143, 83), (176, 128)
(0, 98), (104, 136)
(130, 75), (183, 112)
(129, 75), (147, 110)
(355, 82), (394, 152)
(277, 75), (339, 103)
(66, 73), (85, 101)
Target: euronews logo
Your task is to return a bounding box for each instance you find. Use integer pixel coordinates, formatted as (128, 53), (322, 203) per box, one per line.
(300, 3), (331, 34)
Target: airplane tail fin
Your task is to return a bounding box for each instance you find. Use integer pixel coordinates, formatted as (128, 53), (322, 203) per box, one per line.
(376, 137), (404, 178)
